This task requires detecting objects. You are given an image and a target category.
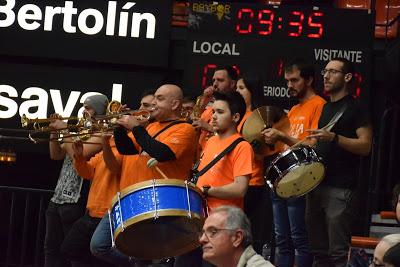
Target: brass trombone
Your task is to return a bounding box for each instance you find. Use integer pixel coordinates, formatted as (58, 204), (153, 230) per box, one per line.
(22, 101), (151, 144)
(94, 100), (151, 122)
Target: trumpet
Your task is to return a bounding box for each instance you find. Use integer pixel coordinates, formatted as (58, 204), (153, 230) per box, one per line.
(21, 101), (151, 144)
(94, 100), (151, 123)
(21, 114), (82, 130)
(21, 111), (95, 143)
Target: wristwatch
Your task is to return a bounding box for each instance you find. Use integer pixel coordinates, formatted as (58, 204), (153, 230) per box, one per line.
(202, 185), (211, 197)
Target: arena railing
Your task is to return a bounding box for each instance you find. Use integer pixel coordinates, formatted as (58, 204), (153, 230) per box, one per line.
(0, 186), (53, 267)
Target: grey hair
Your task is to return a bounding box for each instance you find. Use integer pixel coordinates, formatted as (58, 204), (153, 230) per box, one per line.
(381, 233), (400, 247)
(212, 205), (253, 247)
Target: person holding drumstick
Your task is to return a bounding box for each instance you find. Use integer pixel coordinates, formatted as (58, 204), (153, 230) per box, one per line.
(90, 84), (196, 266)
(262, 59), (326, 267)
(306, 58), (372, 267)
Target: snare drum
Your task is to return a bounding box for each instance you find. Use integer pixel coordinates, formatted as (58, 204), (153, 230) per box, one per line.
(109, 179), (205, 260)
(266, 145), (325, 198)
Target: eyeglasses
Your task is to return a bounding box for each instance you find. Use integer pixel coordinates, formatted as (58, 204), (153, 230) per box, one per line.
(198, 227), (237, 239)
(321, 69), (344, 76)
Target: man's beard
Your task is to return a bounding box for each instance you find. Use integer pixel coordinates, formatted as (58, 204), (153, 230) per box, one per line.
(325, 80), (345, 95)
(289, 87), (307, 99)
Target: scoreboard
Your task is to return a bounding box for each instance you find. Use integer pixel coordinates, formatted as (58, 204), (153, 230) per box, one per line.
(183, 1), (375, 109)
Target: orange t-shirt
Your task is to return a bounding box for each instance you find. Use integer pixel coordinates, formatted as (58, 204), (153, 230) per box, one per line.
(73, 141), (123, 218)
(119, 121), (196, 190)
(237, 110), (264, 186)
(288, 95), (326, 141)
(196, 133), (254, 210)
(198, 107), (214, 153)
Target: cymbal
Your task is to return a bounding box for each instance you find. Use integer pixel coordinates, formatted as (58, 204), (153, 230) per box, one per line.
(242, 106), (290, 156)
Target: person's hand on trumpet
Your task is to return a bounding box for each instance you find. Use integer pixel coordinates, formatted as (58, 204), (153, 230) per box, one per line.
(116, 114), (141, 130)
(48, 113), (68, 130)
(192, 118), (213, 132)
(203, 85), (215, 98)
(100, 131), (113, 146)
(72, 139), (85, 161)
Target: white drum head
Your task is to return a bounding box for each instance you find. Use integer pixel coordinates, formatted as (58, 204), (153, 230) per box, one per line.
(275, 162), (325, 198)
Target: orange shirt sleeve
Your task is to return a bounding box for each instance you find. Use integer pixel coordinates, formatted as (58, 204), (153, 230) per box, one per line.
(159, 123), (196, 159)
(73, 153), (100, 180)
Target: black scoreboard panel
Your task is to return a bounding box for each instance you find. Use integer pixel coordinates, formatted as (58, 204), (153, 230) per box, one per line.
(0, 0), (172, 67)
(0, 62), (165, 153)
(183, 1), (374, 109)
(0, 62), (165, 129)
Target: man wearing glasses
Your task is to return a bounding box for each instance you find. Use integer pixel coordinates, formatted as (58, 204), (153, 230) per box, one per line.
(306, 58), (373, 267)
(199, 206), (274, 267)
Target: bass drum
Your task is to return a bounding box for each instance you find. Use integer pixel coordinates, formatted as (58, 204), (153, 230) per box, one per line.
(266, 145), (325, 198)
(109, 179), (206, 260)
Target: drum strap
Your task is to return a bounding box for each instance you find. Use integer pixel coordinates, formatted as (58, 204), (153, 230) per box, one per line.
(322, 103), (348, 131)
(152, 120), (190, 138)
(190, 137), (245, 183)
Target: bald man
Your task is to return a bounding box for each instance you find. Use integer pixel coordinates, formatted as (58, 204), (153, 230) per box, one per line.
(90, 84), (197, 265)
(371, 234), (400, 267)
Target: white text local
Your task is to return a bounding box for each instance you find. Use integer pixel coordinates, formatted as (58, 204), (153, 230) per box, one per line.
(0, 83), (122, 119)
(0, 0), (156, 38)
(192, 41), (240, 56)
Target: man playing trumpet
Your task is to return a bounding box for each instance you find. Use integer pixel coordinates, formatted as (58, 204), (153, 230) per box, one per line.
(89, 84), (196, 265)
(192, 65), (238, 153)
(44, 94), (109, 267)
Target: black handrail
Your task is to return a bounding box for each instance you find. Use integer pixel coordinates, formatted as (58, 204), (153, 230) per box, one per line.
(0, 186), (53, 267)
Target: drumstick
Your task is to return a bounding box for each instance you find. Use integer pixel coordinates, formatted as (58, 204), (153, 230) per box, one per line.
(290, 121), (336, 149)
(147, 158), (169, 179)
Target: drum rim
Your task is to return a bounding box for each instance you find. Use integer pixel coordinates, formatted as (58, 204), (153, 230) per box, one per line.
(268, 145), (321, 174)
(111, 179), (204, 204)
(273, 144), (315, 162)
(274, 161), (325, 181)
(113, 209), (204, 242)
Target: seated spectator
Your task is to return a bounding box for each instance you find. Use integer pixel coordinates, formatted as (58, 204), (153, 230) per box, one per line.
(383, 242), (400, 267)
(392, 183), (400, 223)
(371, 234), (400, 267)
(199, 205), (275, 267)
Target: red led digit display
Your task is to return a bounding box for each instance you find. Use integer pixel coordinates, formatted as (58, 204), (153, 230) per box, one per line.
(201, 64), (240, 89)
(236, 8), (254, 34)
(288, 11), (304, 37)
(307, 12), (324, 38)
(258, 9), (274, 35)
(353, 72), (363, 98)
(235, 8), (324, 39)
(201, 64), (217, 89)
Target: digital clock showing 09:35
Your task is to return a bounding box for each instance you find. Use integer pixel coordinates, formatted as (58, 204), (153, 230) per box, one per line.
(236, 8), (323, 38)
(189, 2), (372, 41)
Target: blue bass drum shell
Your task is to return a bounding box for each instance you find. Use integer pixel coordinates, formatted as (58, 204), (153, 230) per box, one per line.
(110, 179), (206, 260)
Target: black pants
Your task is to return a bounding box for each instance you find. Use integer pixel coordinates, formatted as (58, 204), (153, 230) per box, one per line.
(244, 185), (274, 255)
(306, 186), (358, 267)
(44, 201), (86, 267)
(61, 213), (114, 267)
